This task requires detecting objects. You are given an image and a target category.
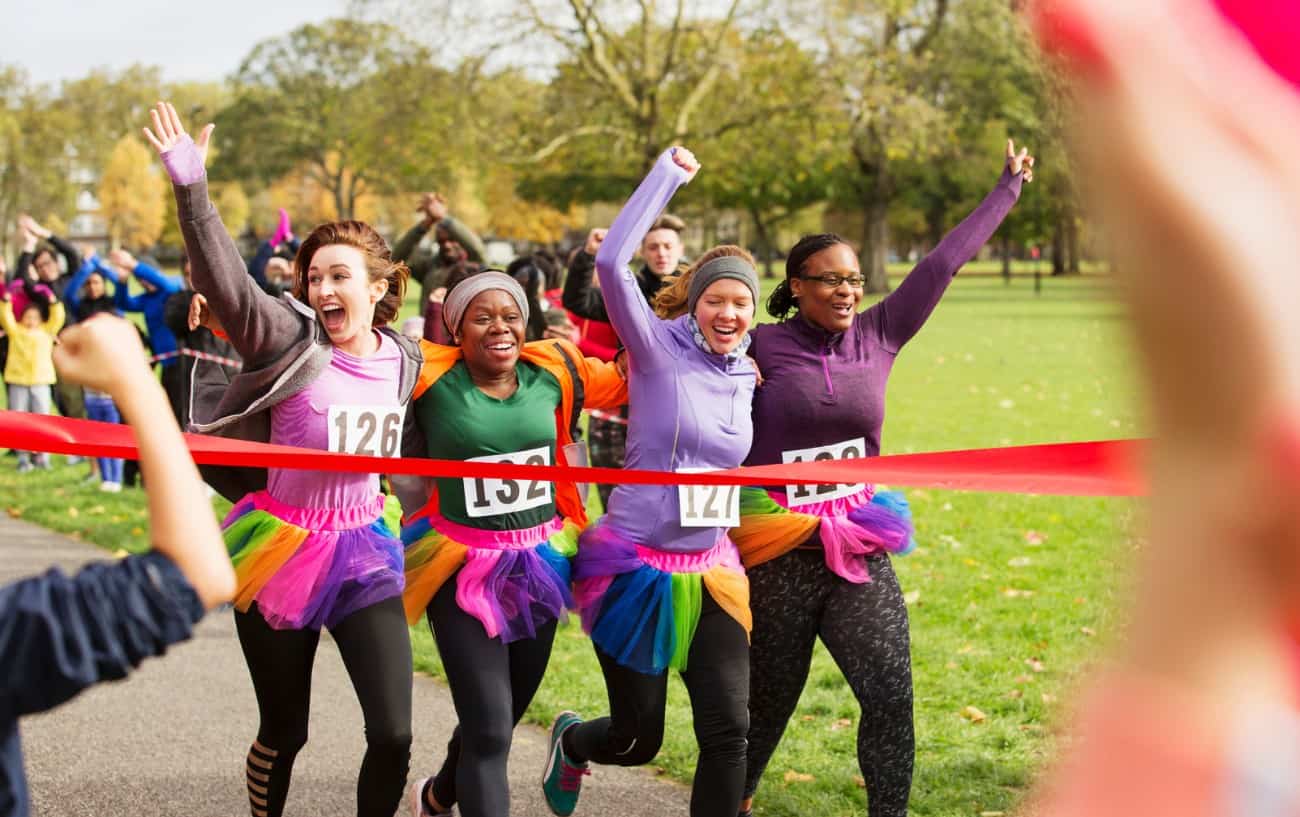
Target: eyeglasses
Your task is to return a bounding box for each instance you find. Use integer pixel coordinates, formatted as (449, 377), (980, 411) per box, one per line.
(800, 273), (865, 289)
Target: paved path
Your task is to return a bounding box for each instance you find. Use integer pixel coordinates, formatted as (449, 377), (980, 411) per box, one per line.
(2, 515), (689, 816)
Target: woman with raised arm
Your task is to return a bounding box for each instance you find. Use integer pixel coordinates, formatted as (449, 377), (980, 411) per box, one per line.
(143, 102), (420, 817)
(398, 271), (627, 817)
(732, 140), (1032, 817)
(541, 147), (760, 817)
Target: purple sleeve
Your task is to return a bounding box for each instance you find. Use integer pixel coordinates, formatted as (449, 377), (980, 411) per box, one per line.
(593, 150), (690, 361)
(160, 135), (206, 186)
(867, 167), (1024, 352)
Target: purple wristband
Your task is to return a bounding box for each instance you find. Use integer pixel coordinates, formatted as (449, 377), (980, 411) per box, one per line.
(161, 134), (206, 186)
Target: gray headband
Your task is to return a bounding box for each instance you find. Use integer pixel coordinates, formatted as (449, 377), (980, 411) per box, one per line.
(442, 270), (530, 337)
(687, 256), (760, 315)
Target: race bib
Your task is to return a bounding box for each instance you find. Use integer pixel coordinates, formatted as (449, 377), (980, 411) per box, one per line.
(327, 405), (404, 458)
(677, 469), (740, 528)
(782, 437), (867, 507)
(463, 446), (553, 518)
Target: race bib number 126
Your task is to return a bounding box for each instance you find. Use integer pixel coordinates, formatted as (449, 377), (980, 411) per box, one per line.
(327, 405), (404, 458)
(782, 437), (866, 507)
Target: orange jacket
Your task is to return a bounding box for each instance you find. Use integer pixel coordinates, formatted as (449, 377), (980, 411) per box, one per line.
(401, 338), (627, 528)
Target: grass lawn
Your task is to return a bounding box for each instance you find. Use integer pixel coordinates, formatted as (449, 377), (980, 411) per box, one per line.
(1, 271), (1138, 816)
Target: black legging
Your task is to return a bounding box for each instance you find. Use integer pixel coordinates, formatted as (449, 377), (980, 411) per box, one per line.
(564, 589), (750, 817)
(422, 570), (557, 817)
(235, 597), (413, 817)
(743, 549), (913, 817)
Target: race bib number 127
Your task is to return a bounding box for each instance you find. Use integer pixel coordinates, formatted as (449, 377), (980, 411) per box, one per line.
(677, 468), (740, 528)
(327, 405), (404, 458)
(782, 437), (867, 507)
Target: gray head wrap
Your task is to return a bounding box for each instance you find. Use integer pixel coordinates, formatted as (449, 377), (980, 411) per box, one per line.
(442, 270), (530, 337)
(687, 255), (760, 315)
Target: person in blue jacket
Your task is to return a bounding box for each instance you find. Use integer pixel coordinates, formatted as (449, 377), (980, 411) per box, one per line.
(0, 313), (236, 817)
(107, 248), (185, 409)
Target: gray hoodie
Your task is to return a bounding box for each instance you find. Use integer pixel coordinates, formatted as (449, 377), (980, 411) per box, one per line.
(174, 179), (424, 503)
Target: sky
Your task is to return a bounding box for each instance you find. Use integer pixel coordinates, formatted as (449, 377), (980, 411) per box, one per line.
(11, 0), (349, 85)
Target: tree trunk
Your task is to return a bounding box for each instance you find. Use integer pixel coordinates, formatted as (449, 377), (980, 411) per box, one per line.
(1001, 236), (1012, 284)
(751, 210), (777, 278)
(862, 198), (891, 294)
(1051, 219), (1066, 276)
(1066, 213), (1081, 273)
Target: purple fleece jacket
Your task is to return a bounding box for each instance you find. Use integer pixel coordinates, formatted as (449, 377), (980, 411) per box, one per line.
(745, 167), (1024, 469)
(595, 150), (758, 553)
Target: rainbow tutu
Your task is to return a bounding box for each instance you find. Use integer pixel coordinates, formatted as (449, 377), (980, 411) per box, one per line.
(222, 491), (405, 630)
(572, 522), (751, 675)
(401, 512), (578, 643)
(730, 487), (915, 583)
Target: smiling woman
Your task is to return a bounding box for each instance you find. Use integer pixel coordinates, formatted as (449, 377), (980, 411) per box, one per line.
(393, 269), (629, 817)
(143, 100), (425, 817)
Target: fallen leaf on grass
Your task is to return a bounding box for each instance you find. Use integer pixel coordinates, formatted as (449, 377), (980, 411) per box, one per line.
(131, 527), (144, 536)
(1024, 530), (1046, 545)
(1014, 674), (1034, 684)
(1007, 557), (1032, 568)
(6, 507), (22, 518)
(1025, 658), (1046, 673)
(981, 811), (1006, 816)
(1006, 689), (1023, 700)
(66, 506), (79, 518)
(1002, 588), (1035, 598)
(1041, 693), (1057, 704)
(830, 718), (852, 731)
(800, 715), (816, 722)
(960, 706), (987, 723)
(783, 770), (816, 783)
(1019, 724), (1045, 733)
(945, 661), (958, 670)
(1080, 626), (1096, 637)
(853, 776), (866, 789)
(957, 644), (974, 654)
(903, 590), (921, 606)
(88, 505), (106, 515)
(112, 549), (129, 559)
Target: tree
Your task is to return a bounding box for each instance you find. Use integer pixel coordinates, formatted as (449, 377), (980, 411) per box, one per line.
(692, 29), (840, 276)
(97, 136), (165, 248)
(213, 19), (456, 220)
(0, 66), (78, 256)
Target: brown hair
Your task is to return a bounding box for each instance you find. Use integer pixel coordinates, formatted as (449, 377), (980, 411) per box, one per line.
(292, 221), (408, 326)
(646, 213), (685, 236)
(652, 245), (755, 319)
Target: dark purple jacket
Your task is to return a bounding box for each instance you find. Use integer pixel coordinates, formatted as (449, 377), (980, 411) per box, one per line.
(745, 168), (1024, 470)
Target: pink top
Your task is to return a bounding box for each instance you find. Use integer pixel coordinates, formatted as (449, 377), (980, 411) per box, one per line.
(267, 331), (402, 510)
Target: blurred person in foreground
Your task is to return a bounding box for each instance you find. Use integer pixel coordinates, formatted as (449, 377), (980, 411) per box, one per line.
(0, 314), (235, 817)
(1029, 0), (1300, 814)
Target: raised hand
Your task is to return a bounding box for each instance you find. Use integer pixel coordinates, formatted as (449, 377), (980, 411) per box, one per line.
(670, 147), (701, 182)
(53, 315), (152, 395)
(108, 248), (137, 273)
(187, 292), (225, 335)
(18, 214), (51, 240)
(418, 192), (449, 224)
(584, 228), (608, 256)
(142, 101), (214, 185)
(1007, 139), (1035, 183)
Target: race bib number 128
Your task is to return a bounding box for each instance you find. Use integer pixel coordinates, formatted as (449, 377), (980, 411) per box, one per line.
(463, 446), (553, 518)
(327, 405), (403, 458)
(782, 437), (867, 507)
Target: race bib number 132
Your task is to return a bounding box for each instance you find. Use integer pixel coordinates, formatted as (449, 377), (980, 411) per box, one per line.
(463, 446), (553, 518)
(327, 405), (403, 458)
(782, 437), (867, 507)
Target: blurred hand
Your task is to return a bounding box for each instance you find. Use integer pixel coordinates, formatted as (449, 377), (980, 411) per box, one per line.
(418, 193), (448, 224)
(18, 214), (50, 240)
(1007, 139), (1036, 183)
(108, 249), (137, 272)
(53, 315), (152, 395)
(428, 286), (447, 304)
(584, 228), (608, 256)
(670, 147), (701, 182)
(187, 292), (225, 335)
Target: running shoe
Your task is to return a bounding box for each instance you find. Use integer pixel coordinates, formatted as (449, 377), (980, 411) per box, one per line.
(542, 711), (590, 816)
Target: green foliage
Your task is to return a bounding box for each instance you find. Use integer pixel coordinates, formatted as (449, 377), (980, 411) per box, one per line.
(212, 20), (456, 219)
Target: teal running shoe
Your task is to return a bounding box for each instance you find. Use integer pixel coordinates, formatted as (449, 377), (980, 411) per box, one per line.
(542, 710), (590, 816)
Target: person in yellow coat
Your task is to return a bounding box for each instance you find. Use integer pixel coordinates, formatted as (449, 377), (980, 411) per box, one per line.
(0, 282), (65, 471)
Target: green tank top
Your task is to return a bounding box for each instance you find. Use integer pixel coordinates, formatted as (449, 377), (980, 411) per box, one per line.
(416, 359), (562, 530)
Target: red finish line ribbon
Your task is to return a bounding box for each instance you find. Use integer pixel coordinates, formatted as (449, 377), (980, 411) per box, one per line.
(0, 411), (1146, 496)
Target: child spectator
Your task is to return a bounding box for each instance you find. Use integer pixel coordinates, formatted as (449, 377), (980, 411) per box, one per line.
(0, 283), (65, 472)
